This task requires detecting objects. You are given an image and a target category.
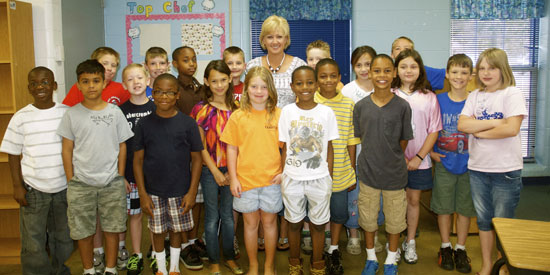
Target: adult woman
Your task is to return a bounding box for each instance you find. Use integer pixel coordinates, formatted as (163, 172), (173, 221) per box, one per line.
(246, 15), (307, 108)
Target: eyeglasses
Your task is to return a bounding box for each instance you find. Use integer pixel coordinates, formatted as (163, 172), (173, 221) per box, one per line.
(152, 90), (178, 97)
(29, 80), (51, 88)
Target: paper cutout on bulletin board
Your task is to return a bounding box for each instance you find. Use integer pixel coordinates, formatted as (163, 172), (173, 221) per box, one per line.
(125, 13), (226, 65)
(139, 24), (171, 56)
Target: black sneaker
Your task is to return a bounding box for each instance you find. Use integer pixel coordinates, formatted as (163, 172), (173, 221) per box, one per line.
(180, 245), (204, 270)
(147, 245), (153, 261)
(150, 257), (158, 274)
(127, 254), (144, 275)
(438, 247), (454, 270)
(454, 249), (472, 273)
(104, 272), (116, 275)
(193, 239), (208, 261)
(325, 249), (344, 275)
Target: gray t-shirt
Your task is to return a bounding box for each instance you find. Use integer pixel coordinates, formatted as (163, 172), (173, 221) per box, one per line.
(57, 103), (133, 187)
(353, 95), (413, 190)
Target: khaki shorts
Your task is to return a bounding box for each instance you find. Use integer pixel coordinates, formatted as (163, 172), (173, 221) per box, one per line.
(67, 175), (127, 240)
(358, 182), (407, 234)
(281, 174), (332, 225)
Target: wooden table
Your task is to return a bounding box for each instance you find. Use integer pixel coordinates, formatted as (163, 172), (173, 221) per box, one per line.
(492, 217), (550, 274)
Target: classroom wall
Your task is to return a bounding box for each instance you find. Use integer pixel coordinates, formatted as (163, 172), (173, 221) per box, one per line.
(61, 0), (105, 95)
(19, 0), (65, 101)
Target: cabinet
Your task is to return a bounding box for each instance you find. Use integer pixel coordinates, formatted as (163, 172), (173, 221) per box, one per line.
(0, 0), (35, 265)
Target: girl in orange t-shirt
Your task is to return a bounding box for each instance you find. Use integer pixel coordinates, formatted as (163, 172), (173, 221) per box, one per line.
(221, 66), (282, 275)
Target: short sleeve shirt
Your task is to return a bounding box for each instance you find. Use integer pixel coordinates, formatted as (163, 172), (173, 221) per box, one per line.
(133, 112), (204, 197)
(395, 89), (442, 169)
(460, 86), (527, 172)
(0, 103), (68, 193)
(119, 100), (155, 182)
(279, 103), (339, 180)
(220, 108), (282, 192)
(353, 95), (413, 190)
(56, 103), (134, 187)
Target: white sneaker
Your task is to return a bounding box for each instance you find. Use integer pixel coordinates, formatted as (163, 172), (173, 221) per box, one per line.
(346, 237), (361, 255)
(117, 246), (129, 270)
(301, 236), (313, 255)
(385, 242), (401, 264)
(374, 234), (383, 253)
(402, 239), (418, 264)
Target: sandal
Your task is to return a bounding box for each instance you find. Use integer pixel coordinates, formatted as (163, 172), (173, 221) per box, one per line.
(258, 238), (265, 251)
(277, 237), (290, 251)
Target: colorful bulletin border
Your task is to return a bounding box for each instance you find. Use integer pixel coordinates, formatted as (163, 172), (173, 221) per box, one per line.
(125, 13), (226, 65)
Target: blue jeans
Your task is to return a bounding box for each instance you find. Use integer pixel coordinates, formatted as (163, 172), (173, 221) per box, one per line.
(20, 187), (73, 275)
(201, 166), (235, 263)
(469, 169), (523, 231)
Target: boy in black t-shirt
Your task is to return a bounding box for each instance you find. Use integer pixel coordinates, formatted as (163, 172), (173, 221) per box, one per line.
(133, 73), (203, 275)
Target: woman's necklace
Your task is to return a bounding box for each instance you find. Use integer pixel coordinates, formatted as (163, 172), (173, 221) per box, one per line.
(266, 53), (285, 74)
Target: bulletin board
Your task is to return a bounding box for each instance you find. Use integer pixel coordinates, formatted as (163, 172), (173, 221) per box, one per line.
(104, 0), (231, 81)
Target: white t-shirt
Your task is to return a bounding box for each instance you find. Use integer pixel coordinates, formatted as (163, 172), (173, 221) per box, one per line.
(341, 80), (373, 163)
(460, 86), (527, 172)
(0, 103), (68, 193)
(279, 103), (339, 180)
(341, 80), (373, 104)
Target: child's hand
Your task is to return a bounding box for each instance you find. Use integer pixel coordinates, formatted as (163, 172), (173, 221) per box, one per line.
(224, 172), (231, 186)
(181, 192), (196, 214)
(230, 178), (242, 198)
(140, 195), (154, 217)
(213, 169), (228, 186)
(124, 179), (131, 194)
(270, 173), (282, 185)
(407, 156), (422, 171)
(347, 183), (357, 192)
(431, 152), (446, 163)
(13, 185), (28, 206)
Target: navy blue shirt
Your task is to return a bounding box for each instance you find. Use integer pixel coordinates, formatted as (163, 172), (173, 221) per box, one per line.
(133, 111), (203, 198)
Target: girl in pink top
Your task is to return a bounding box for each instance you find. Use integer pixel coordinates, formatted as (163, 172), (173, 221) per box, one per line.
(393, 49), (442, 264)
(458, 48), (526, 275)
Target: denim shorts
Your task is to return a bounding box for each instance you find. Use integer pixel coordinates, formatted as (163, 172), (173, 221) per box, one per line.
(407, 168), (434, 190)
(345, 182), (360, 229)
(469, 169), (522, 231)
(233, 184), (283, 214)
(330, 189), (349, 224)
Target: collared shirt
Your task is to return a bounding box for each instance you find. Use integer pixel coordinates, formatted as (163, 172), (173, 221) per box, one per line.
(176, 75), (204, 115)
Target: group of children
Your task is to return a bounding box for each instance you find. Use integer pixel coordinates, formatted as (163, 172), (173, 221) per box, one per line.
(0, 34), (526, 275)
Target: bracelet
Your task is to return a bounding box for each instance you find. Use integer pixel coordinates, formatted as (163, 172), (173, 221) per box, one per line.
(416, 154), (424, 161)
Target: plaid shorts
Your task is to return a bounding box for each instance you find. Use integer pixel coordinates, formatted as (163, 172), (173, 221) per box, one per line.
(127, 182), (141, 215)
(148, 194), (194, 234)
(195, 182), (204, 203)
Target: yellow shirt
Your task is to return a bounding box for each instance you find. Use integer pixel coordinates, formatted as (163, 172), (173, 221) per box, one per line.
(221, 108), (282, 192)
(314, 91), (360, 192)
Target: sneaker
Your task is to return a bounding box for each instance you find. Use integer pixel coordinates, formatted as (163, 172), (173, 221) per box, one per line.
(150, 257), (159, 274)
(361, 260), (379, 275)
(179, 245), (203, 270)
(310, 259), (326, 275)
(288, 257), (303, 275)
(346, 237), (361, 255)
(454, 249), (472, 273)
(402, 240), (418, 264)
(104, 272), (116, 275)
(383, 263), (398, 275)
(374, 234), (384, 253)
(93, 251), (105, 274)
(126, 254), (144, 275)
(82, 271), (95, 275)
(438, 246), (454, 270)
(168, 272), (180, 275)
(385, 243), (401, 264)
(233, 237), (240, 259)
(192, 239), (208, 261)
(117, 246), (129, 270)
(325, 249), (344, 275)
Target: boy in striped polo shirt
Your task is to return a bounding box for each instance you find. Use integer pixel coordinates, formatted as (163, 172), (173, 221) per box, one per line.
(0, 67), (73, 274)
(314, 58), (360, 275)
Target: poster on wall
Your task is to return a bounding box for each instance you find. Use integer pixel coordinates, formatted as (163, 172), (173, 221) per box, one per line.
(104, 0), (231, 82)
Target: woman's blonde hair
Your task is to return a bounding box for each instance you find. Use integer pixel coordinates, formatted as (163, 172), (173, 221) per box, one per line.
(259, 15), (291, 50)
(476, 48), (515, 90)
(241, 66), (278, 124)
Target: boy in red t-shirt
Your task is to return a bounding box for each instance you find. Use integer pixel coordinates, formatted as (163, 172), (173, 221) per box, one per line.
(223, 46), (246, 101)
